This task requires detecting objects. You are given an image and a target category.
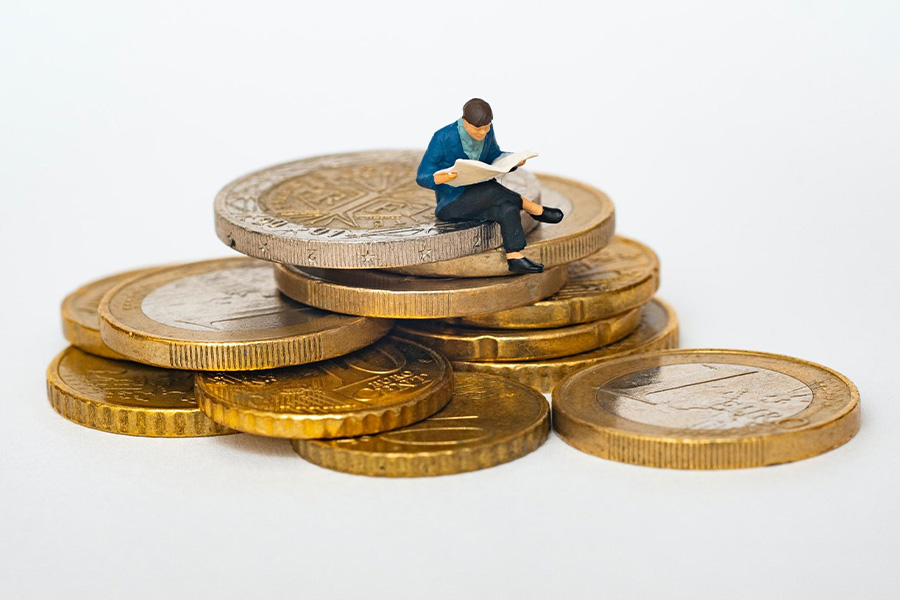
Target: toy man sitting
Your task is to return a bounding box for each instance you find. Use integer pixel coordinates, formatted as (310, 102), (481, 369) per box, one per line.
(416, 98), (564, 274)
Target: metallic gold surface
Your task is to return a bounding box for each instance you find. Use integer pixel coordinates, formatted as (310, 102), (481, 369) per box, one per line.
(391, 174), (616, 278)
(99, 258), (392, 371)
(552, 349), (860, 469)
(61, 266), (161, 359)
(450, 236), (659, 329)
(46, 347), (233, 437)
(214, 150), (541, 268)
(194, 337), (453, 439)
(274, 263), (568, 319)
(292, 372), (550, 477)
(393, 306), (641, 362)
(451, 298), (678, 393)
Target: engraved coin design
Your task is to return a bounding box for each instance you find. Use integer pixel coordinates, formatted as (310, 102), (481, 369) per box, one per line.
(451, 298), (679, 393)
(449, 236), (659, 328)
(391, 174), (616, 278)
(292, 372), (550, 477)
(194, 337), (453, 439)
(99, 258), (392, 370)
(61, 266), (162, 359)
(552, 349), (860, 469)
(214, 150), (541, 268)
(393, 305), (642, 362)
(46, 347), (233, 437)
(274, 263), (568, 319)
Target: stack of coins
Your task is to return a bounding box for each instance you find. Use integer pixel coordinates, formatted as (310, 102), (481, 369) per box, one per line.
(47, 149), (860, 472)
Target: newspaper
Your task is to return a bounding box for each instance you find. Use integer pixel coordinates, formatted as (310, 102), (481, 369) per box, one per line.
(436, 151), (538, 187)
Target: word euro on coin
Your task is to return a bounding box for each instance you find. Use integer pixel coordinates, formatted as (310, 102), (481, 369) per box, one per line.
(194, 337), (453, 439)
(292, 373), (550, 477)
(552, 349), (860, 469)
(46, 347), (233, 437)
(99, 258), (392, 371)
(214, 150), (541, 269)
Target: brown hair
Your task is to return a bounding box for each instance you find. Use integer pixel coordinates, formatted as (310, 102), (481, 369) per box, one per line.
(462, 98), (493, 127)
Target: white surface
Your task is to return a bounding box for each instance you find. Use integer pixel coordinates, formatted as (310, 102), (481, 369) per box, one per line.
(2, 2), (898, 598)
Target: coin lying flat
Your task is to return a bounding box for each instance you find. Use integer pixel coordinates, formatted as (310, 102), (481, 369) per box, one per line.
(391, 174), (616, 278)
(292, 373), (550, 477)
(449, 236), (659, 329)
(99, 258), (392, 371)
(274, 263), (568, 319)
(194, 337), (453, 439)
(46, 347), (233, 437)
(553, 349), (860, 469)
(214, 150), (541, 269)
(451, 298), (678, 393)
(393, 306), (641, 362)
(61, 266), (161, 359)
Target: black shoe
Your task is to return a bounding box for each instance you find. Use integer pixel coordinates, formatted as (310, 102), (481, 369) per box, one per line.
(530, 206), (564, 224)
(507, 257), (544, 273)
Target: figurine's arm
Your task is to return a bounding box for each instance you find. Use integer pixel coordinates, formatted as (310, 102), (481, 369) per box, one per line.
(417, 133), (456, 188)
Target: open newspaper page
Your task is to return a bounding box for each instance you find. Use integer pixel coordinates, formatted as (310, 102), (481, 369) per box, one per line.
(436, 151), (538, 187)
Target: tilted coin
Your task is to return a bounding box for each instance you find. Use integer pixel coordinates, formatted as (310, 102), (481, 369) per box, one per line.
(393, 306), (641, 362)
(292, 372), (550, 477)
(61, 266), (161, 359)
(46, 347), (233, 437)
(391, 174), (616, 278)
(449, 236), (659, 329)
(214, 150), (541, 269)
(194, 337), (453, 439)
(99, 258), (392, 371)
(274, 263), (568, 319)
(452, 298), (678, 393)
(552, 349), (860, 469)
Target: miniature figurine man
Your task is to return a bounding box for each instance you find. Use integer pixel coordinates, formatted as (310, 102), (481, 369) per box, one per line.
(416, 98), (564, 274)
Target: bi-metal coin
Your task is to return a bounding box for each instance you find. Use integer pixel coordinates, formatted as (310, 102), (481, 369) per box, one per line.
(194, 337), (453, 439)
(292, 373), (550, 477)
(451, 298), (679, 393)
(46, 347), (233, 437)
(98, 258), (392, 371)
(214, 150), (541, 269)
(552, 349), (860, 469)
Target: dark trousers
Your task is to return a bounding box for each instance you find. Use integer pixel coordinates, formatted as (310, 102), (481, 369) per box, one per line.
(436, 180), (526, 252)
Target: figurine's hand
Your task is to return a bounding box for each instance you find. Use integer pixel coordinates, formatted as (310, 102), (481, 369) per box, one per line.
(517, 160), (527, 167)
(434, 172), (458, 185)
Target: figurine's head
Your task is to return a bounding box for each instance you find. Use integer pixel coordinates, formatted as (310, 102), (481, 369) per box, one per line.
(462, 98), (492, 141)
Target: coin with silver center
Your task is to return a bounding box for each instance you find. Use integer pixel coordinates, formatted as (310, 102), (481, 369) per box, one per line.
(214, 150), (541, 269)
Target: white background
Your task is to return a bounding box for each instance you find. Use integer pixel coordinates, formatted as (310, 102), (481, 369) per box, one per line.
(2, 2), (898, 598)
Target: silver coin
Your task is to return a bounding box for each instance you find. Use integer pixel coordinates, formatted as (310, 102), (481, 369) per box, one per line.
(214, 150), (542, 269)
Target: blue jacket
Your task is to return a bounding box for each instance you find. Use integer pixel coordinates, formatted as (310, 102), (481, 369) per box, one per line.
(416, 121), (504, 214)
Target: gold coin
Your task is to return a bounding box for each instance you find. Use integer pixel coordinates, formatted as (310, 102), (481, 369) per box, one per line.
(393, 306), (641, 362)
(99, 257), (392, 371)
(46, 347), (233, 437)
(194, 337), (453, 439)
(62, 267), (160, 359)
(292, 372), (550, 477)
(451, 298), (679, 393)
(390, 174), (616, 278)
(274, 263), (567, 319)
(553, 349), (860, 469)
(449, 236), (659, 329)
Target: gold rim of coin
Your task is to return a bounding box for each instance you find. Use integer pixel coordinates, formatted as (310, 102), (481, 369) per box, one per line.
(552, 349), (860, 469)
(46, 347), (233, 437)
(449, 236), (660, 329)
(390, 174), (616, 278)
(194, 337), (454, 439)
(61, 266), (165, 359)
(98, 257), (393, 371)
(292, 372), (550, 477)
(214, 150), (542, 269)
(393, 306), (642, 362)
(274, 263), (568, 319)
(451, 297), (679, 393)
